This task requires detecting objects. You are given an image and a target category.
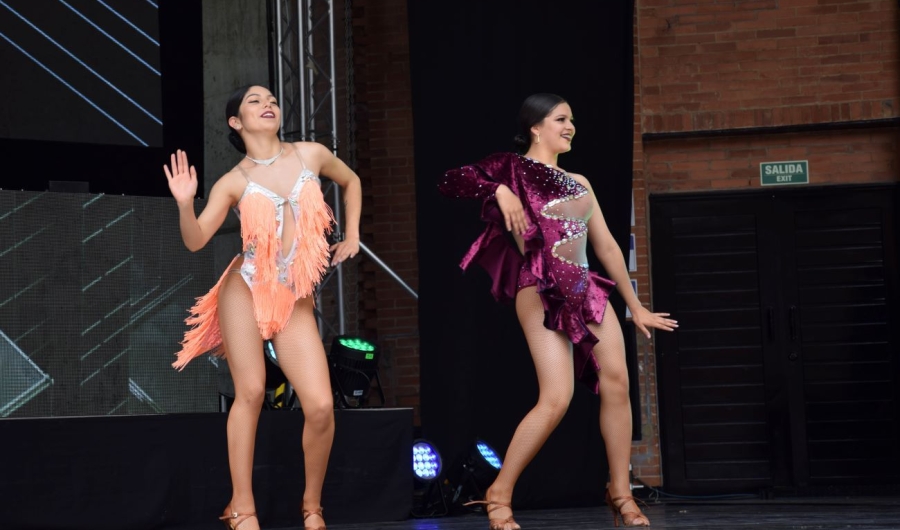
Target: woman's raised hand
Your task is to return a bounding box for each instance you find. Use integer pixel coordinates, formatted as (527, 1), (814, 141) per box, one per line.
(164, 149), (198, 205)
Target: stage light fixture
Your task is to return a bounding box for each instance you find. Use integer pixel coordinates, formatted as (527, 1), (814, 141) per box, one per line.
(466, 439), (502, 490)
(263, 340), (288, 389)
(219, 340), (291, 411)
(264, 340), (279, 365)
(411, 439), (449, 518)
(475, 441), (502, 471)
(450, 439), (504, 506)
(328, 335), (385, 409)
(413, 439), (443, 482)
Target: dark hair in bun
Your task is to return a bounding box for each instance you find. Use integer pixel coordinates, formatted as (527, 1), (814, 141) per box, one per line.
(512, 93), (567, 154)
(224, 84), (255, 154)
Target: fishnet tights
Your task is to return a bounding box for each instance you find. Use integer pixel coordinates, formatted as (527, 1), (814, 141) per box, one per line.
(485, 286), (639, 528)
(586, 306), (645, 522)
(218, 272), (334, 529)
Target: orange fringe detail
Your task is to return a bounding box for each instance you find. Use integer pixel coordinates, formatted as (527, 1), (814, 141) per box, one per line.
(172, 256), (237, 371)
(172, 181), (334, 370)
(239, 193), (292, 339)
(290, 181), (335, 299)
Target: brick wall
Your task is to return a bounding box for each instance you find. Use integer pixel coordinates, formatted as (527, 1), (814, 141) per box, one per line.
(351, 0), (421, 423)
(631, 0), (663, 489)
(645, 128), (898, 192)
(638, 0), (899, 133)
(632, 0), (900, 488)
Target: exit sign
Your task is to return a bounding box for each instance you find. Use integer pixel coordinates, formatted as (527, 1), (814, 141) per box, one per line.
(760, 160), (809, 186)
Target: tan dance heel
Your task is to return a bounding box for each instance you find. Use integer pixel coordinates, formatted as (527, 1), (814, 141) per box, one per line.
(463, 498), (521, 530)
(605, 488), (650, 527)
(302, 506), (326, 530)
(219, 507), (258, 530)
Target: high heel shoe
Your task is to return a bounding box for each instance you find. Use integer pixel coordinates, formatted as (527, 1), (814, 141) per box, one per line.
(218, 507), (258, 530)
(462, 499), (521, 530)
(302, 507), (326, 530)
(605, 488), (650, 527)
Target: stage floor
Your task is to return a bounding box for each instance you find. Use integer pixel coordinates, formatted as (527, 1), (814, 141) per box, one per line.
(169, 496), (900, 530)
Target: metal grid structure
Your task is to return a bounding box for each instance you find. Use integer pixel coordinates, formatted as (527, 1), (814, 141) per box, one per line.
(269, 0), (418, 408)
(270, 0), (418, 330)
(270, 0), (346, 339)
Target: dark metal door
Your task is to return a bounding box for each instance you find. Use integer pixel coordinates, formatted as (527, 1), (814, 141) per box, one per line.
(649, 184), (900, 494)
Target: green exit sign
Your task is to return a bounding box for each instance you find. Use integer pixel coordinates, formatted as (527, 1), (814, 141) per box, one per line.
(760, 160), (809, 186)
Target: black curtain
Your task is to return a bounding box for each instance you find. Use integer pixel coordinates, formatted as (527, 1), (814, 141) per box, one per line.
(411, 1), (636, 509)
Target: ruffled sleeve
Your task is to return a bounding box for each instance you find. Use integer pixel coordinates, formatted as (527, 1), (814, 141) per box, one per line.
(439, 152), (526, 303)
(438, 152), (516, 200)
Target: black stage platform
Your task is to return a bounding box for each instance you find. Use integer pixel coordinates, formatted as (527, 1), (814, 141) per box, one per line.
(2, 408), (413, 529)
(169, 496), (900, 530)
(6, 409), (900, 529)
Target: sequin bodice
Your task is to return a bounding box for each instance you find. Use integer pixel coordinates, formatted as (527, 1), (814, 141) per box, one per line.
(439, 151), (617, 395)
(519, 156), (592, 296)
(235, 168), (320, 288)
(236, 168), (319, 239)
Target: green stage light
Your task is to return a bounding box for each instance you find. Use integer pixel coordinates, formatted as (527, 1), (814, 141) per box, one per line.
(337, 336), (376, 354)
(328, 335), (385, 409)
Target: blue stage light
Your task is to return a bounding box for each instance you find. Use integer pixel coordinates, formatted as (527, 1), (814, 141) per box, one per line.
(447, 439), (503, 505)
(476, 441), (502, 470)
(412, 439), (442, 482)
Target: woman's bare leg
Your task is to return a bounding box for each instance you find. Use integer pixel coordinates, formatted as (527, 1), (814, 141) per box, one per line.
(588, 302), (649, 526)
(217, 274), (267, 530)
(483, 286), (576, 530)
(271, 296), (334, 529)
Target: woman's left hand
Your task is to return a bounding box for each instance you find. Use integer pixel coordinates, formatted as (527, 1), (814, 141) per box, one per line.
(630, 305), (678, 339)
(330, 237), (360, 266)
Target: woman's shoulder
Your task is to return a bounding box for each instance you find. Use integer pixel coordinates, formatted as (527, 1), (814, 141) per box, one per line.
(218, 165), (251, 190)
(204, 167), (248, 205)
(289, 140), (331, 160)
(566, 171), (595, 192)
(221, 162), (250, 181)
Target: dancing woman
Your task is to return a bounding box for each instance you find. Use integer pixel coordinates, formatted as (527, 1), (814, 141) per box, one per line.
(439, 93), (676, 528)
(165, 84), (362, 530)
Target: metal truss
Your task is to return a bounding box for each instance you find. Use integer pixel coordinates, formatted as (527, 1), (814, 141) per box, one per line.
(270, 0), (345, 341)
(269, 0), (418, 409)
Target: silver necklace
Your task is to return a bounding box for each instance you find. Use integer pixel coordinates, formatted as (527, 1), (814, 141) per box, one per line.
(246, 146), (284, 166)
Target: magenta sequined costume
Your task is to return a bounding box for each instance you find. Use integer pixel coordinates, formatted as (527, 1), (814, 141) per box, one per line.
(439, 152), (616, 394)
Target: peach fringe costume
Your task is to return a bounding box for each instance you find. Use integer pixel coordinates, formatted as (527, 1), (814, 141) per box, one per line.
(172, 147), (334, 370)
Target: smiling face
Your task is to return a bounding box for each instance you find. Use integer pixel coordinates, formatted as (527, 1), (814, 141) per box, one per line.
(228, 85), (280, 134)
(531, 102), (575, 153)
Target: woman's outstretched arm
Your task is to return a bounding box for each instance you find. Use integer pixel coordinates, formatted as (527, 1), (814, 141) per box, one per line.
(572, 173), (678, 338)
